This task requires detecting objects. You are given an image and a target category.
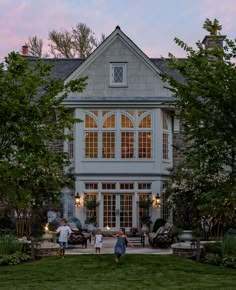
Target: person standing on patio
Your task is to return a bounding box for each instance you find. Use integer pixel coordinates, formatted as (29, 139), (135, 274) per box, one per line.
(113, 228), (133, 263)
(94, 229), (103, 254)
(56, 218), (72, 258)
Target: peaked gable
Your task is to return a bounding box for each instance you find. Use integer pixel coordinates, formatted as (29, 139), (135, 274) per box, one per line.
(66, 26), (162, 83)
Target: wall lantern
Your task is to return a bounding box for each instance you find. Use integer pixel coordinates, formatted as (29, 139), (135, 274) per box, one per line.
(154, 193), (161, 207)
(75, 193), (81, 207)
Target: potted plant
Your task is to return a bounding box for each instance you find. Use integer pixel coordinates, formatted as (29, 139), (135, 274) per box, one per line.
(84, 197), (100, 232)
(140, 215), (152, 234)
(138, 197), (153, 234)
(138, 198), (153, 209)
(130, 227), (138, 236)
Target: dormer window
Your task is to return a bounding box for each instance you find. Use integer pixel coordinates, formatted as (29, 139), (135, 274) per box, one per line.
(110, 63), (127, 87)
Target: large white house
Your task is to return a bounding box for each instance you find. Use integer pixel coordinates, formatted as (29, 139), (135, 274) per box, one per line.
(57, 26), (182, 231)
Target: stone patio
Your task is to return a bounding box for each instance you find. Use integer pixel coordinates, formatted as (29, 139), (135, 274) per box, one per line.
(67, 236), (172, 255)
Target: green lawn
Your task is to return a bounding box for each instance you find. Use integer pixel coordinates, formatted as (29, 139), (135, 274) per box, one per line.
(0, 255), (235, 290)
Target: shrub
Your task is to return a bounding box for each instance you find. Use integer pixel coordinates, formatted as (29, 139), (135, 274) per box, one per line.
(0, 235), (23, 256)
(202, 253), (222, 266)
(222, 256), (236, 268)
(222, 236), (236, 257)
(0, 252), (30, 266)
(48, 220), (60, 231)
(204, 242), (222, 257)
(152, 218), (166, 232)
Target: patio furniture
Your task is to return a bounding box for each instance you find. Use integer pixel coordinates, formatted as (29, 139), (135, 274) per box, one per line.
(149, 223), (173, 248)
(68, 222), (91, 248)
(127, 233), (145, 247)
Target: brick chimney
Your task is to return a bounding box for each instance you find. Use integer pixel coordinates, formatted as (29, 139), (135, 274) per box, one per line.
(22, 45), (29, 55)
(202, 35), (226, 49)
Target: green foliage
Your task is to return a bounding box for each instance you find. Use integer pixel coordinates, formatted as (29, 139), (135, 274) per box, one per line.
(162, 19), (236, 235)
(222, 256), (236, 268)
(85, 216), (97, 225)
(222, 236), (236, 257)
(203, 253), (222, 265)
(153, 218), (166, 232)
(0, 255), (236, 289)
(0, 52), (87, 237)
(138, 198), (153, 209)
(0, 252), (30, 266)
(48, 220), (60, 231)
(203, 18), (222, 36)
(140, 215), (152, 226)
(203, 242), (222, 257)
(0, 235), (23, 256)
(84, 197), (100, 210)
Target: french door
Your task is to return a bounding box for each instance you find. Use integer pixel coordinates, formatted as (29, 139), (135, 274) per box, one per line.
(102, 193), (133, 230)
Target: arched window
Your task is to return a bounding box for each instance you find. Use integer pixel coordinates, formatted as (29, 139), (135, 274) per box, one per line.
(102, 113), (116, 158)
(83, 110), (153, 160)
(103, 114), (115, 128)
(84, 113), (98, 158)
(138, 114), (152, 158)
(121, 113), (134, 158)
(85, 114), (98, 128)
(121, 114), (134, 128)
(139, 114), (151, 128)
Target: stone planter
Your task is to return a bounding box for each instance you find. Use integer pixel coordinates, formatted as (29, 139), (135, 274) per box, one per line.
(34, 241), (59, 257)
(87, 223), (96, 234)
(171, 242), (203, 258)
(178, 230), (193, 242)
(141, 224), (149, 234)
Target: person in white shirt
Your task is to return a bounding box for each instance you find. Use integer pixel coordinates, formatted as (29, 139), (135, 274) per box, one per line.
(94, 229), (103, 254)
(56, 218), (72, 258)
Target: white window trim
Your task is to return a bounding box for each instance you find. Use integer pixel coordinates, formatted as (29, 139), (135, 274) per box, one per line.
(110, 63), (127, 87)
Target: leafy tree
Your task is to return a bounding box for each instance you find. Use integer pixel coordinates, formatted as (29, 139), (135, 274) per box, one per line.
(203, 18), (222, 36)
(162, 19), (236, 237)
(0, 52), (87, 237)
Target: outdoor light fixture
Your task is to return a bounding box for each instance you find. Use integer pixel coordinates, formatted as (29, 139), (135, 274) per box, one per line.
(75, 192), (81, 207)
(154, 193), (161, 207)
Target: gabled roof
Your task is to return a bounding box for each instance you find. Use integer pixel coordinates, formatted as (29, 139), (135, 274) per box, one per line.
(25, 27), (184, 82)
(150, 58), (185, 83)
(27, 58), (84, 80)
(65, 25), (165, 82)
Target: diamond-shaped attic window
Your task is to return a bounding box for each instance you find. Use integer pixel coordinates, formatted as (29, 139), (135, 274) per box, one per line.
(110, 63), (127, 86)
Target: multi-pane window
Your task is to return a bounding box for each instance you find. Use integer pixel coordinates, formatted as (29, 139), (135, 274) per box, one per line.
(120, 183), (134, 190)
(85, 132), (98, 158)
(110, 63), (127, 86)
(102, 132), (115, 158)
(102, 183), (116, 190)
(162, 113), (169, 160)
(138, 183), (151, 190)
(138, 132), (152, 158)
(85, 183), (98, 190)
(84, 110), (152, 160)
(102, 113), (116, 159)
(121, 132), (134, 158)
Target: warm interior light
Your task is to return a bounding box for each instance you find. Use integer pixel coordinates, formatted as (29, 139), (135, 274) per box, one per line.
(155, 193), (161, 207)
(106, 225), (110, 230)
(75, 193), (81, 207)
(45, 223), (49, 232)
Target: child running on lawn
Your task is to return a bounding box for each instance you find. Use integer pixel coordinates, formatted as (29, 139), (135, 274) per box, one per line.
(94, 229), (103, 254)
(56, 218), (72, 258)
(113, 228), (133, 263)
